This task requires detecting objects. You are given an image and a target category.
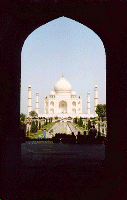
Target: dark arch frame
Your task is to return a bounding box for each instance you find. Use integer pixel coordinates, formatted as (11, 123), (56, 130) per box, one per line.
(0, 1), (127, 199)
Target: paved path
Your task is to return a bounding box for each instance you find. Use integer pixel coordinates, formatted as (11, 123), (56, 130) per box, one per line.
(49, 122), (72, 136)
(49, 122), (82, 137)
(67, 122), (83, 135)
(21, 141), (105, 168)
(20, 142), (126, 200)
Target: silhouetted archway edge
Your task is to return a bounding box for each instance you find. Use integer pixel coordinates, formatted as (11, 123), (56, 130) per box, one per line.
(0, 1), (127, 199)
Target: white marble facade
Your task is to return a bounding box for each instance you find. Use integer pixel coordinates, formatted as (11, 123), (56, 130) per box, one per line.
(44, 75), (82, 116)
(27, 75), (98, 118)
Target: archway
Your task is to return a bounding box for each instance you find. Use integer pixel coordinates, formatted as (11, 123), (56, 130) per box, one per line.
(21, 16), (106, 116)
(50, 108), (54, 114)
(72, 108), (76, 114)
(59, 100), (67, 113)
(50, 101), (54, 107)
(72, 101), (76, 107)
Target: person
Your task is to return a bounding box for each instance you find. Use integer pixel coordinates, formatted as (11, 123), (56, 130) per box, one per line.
(78, 131), (80, 136)
(89, 126), (97, 138)
(84, 131), (86, 136)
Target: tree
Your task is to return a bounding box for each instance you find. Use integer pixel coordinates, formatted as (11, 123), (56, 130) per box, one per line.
(30, 121), (37, 133)
(75, 117), (77, 124)
(20, 113), (25, 122)
(29, 111), (38, 118)
(88, 120), (91, 130)
(80, 117), (83, 126)
(36, 120), (38, 129)
(96, 104), (106, 122)
(39, 122), (41, 130)
(92, 119), (96, 126)
(98, 123), (100, 132)
(74, 117), (78, 124)
(20, 113), (26, 140)
(78, 117), (83, 127)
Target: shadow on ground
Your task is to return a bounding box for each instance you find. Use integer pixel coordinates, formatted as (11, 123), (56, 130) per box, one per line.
(20, 141), (126, 200)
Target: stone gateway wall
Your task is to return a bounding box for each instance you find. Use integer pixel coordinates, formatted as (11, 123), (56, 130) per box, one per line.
(0, 1), (127, 199)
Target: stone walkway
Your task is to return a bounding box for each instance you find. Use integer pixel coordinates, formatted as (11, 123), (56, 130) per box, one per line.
(49, 122), (82, 137)
(21, 141), (105, 167)
(20, 141), (126, 200)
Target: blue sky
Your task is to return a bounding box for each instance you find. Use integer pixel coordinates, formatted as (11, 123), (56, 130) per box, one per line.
(21, 17), (106, 115)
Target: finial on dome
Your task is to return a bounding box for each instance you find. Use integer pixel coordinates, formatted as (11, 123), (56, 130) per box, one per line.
(62, 73), (63, 78)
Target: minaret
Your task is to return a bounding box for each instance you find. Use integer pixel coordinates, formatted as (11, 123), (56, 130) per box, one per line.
(27, 85), (32, 117)
(87, 92), (90, 115)
(36, 92), (39, 116)
(94, 85), (98, 115)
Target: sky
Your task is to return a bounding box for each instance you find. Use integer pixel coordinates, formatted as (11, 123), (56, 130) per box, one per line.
(21, 16), (106, 115)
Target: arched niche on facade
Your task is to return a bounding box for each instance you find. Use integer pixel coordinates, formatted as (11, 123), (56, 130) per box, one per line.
(50, 95), (55, 98)
(72, 108), (76, 114)
(72, 101), (76, 107)
(50, 101), (54, 106)
(78, 101), (81, 105)
(50, 108), (54, 114)
(72, 95), (77, 98)
(59, 100), (67, 114)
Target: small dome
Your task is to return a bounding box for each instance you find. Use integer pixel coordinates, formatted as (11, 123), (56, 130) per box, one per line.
(71, 91), (77, 95)
(95, 85), (98, 88)
(28, 85), (31, 88)
(54, 77), (72, 92)
(49, 91), (55, 95)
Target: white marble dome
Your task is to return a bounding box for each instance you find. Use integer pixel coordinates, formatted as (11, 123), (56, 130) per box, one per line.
(71, 91), (77, 95)
(54, 77), (72, 92)
(49, 91), (55, 96)
(49, 91), (55, 95)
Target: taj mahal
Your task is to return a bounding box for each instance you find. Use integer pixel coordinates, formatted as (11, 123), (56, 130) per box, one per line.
(27, 75), (98, 118)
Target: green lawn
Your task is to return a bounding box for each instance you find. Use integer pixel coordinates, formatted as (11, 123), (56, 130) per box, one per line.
(30, 129), (43, 139)
(29, 122), (91, 139)
(43, 122), (56, 131)
(72, 122), (89, 135)
(72, 122), (106, 137)
(29, 122), (56, 139)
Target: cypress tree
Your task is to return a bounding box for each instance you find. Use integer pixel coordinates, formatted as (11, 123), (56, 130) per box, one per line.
(39, 122), (41, 130)
(75, 117), (77, 124)
(88, 120), (91, 130)
(36, 120), (38, 132)
(79, 117), (83, 127)
(31, 121), (36, 133)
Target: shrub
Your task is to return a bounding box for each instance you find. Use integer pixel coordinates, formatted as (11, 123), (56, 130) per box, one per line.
(31, 121), (37, 133)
